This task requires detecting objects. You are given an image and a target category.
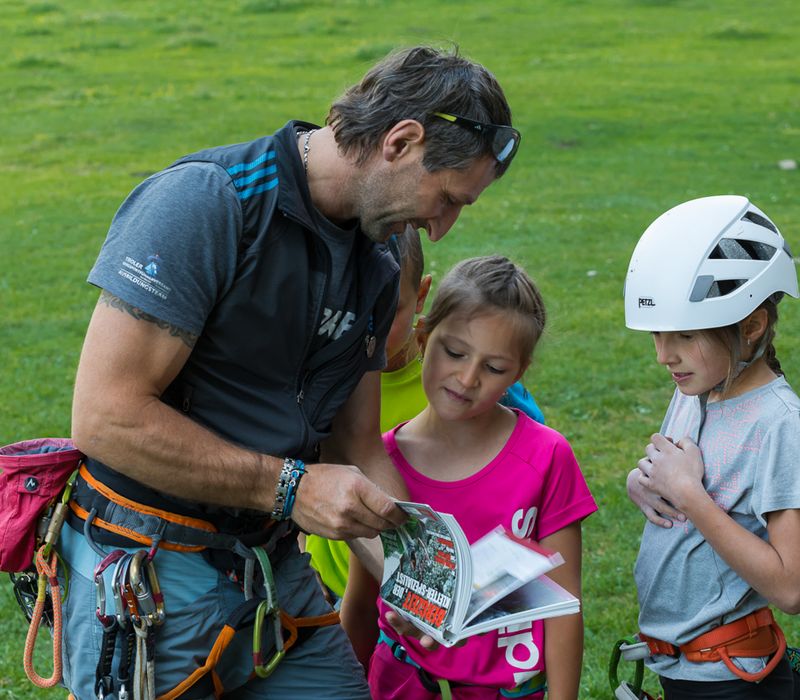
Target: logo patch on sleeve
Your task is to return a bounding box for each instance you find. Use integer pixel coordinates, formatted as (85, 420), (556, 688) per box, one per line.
(118, 254), (172, 300)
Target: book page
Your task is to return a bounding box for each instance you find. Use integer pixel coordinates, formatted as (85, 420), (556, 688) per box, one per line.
(462, 574), (579, 638)
(466, 527), (564, 622)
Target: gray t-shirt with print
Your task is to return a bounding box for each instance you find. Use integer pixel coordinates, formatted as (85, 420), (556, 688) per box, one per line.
(634, 376), (800, 681)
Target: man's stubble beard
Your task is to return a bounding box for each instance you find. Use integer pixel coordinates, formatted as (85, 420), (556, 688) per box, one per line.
(356, 165), (420, 244)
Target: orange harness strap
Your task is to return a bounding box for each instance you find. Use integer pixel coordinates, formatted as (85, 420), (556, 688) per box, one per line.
(640, 608), (786, 683)
(158, 625), (237, 700)
(279, 610), (340, 651)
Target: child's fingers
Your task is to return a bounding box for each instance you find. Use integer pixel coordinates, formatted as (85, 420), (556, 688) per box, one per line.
(675, 436), (700, 454)
(384, 611), (441, 650)
(642, 504), (674, 529)
(650, 433), (678, 452)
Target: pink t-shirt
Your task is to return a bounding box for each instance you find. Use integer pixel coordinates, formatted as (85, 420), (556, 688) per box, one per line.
(371, 411), (597, 695)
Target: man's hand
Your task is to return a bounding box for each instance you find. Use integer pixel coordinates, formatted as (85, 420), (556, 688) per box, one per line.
(291, 463), (406, 539)
(626, 466), (686, 528)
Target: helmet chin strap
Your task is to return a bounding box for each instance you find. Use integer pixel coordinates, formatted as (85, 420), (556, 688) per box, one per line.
(698, 336), (767, 439)
(712, 336), (766, 393)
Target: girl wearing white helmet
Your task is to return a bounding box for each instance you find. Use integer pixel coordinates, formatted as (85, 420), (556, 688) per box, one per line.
(624, 196), (800, 699)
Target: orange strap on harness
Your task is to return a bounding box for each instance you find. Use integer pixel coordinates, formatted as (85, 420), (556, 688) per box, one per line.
(640, 608), (786, 683)
(279, 609), (340, 652)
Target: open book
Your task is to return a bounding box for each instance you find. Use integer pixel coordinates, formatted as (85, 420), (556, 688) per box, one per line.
(379, 501), (579, 647)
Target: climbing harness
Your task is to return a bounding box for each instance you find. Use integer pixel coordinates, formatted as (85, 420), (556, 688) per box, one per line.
(378, 630), (547, 699)
(3, 437), (341, 698)
(638, 607), (786, 683)
(69, 464), (338, 699)
(609, 608), (787, 698)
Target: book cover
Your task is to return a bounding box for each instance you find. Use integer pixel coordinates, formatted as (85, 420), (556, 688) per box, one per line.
(379, 503), (466, 635)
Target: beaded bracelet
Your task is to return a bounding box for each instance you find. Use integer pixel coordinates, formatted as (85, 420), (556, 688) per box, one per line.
(271, 458), (306, 521)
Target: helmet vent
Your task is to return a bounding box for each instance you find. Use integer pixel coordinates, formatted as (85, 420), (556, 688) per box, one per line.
(709, 238), (775, 261)
(742, 210), (778, 234)
(707, 279), (746, 298)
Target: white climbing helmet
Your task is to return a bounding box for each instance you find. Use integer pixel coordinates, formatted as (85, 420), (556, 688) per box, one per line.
(624, 195), (799, 331)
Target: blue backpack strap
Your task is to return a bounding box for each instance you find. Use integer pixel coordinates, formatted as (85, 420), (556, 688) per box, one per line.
(501, 382), (545, 425)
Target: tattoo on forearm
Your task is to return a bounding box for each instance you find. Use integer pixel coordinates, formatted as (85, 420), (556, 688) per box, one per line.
(99, 290), (199, 348)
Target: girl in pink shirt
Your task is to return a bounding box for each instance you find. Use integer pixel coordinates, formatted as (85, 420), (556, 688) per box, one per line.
(343, 255), (596, 700)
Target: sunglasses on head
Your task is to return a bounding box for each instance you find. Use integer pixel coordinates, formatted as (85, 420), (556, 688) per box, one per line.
(432, 111), (521, 167)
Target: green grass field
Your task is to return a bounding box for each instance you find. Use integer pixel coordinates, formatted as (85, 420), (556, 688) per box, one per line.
(2, 0), (799, 697)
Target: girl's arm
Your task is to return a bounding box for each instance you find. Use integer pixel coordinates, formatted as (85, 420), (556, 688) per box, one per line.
(641, 433), (800, 613)
(340, 551), (381, 669)
(540, 521), (584, 700)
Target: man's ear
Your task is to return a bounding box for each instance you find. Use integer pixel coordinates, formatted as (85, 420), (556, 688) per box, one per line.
(381, 120), (425, 163)
(415, 275), (433, 314)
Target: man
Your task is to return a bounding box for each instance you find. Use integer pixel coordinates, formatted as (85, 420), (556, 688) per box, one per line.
(66, 45), (520, 699)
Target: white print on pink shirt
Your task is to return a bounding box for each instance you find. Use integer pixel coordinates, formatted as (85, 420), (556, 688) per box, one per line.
(497, 622), (541, 685)
(511, 507), (538, 539)
(502, 508), (541, 686)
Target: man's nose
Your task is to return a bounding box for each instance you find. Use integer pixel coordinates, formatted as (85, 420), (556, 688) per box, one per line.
(427, 205), (463, 242)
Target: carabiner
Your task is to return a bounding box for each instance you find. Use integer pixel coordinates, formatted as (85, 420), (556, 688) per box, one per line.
(94, 575), (108, 624)
(253, 598), (285, 678)
(609, 636), (645, 696)
(129, 549), (166, 626)
(111, 554), (130, 627)
(251, 546), (285, 678)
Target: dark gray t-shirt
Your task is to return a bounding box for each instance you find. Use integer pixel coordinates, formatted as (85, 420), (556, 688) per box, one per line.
(635, 377), (800, 681)
(89, 162), (241, 335)
(308, 217), (359, 356)
(89, 160), (382, 369)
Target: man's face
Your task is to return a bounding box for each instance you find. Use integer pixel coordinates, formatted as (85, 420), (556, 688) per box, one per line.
(358, 152), (497, 244)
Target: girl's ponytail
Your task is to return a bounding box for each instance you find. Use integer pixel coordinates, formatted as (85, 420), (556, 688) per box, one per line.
(761, 299), (783, 377)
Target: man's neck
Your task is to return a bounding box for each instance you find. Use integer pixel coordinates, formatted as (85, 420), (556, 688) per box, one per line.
(300, 127), (363, 224)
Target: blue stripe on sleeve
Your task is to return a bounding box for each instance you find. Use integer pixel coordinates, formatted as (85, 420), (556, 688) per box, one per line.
(238, 177), (279, 200)
(226, 150), (276, 176)
(232, 164), (278, 188)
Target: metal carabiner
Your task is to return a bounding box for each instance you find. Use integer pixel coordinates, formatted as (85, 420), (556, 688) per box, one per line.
(251, 546), (285, 678)
(94, 550), (125, 627)
(253, 598), (285, 678)
(116, 554), (142, 624)
(112, 554), (131, 627)
(94, 574), (108, 622)
(129, 549), (166, 626)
